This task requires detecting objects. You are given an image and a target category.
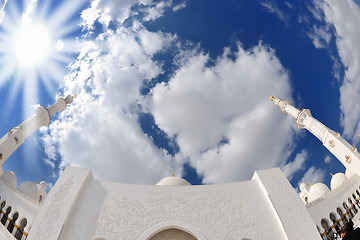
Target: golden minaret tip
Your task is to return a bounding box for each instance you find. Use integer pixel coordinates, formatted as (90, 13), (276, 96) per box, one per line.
(268, 96), (275, 101)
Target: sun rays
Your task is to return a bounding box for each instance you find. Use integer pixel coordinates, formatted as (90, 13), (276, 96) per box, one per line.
(13, 21), (50, 67)
(0, 0), (87, 115)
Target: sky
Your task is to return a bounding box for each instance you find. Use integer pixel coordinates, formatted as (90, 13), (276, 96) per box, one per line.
(0, 0), (359, 190)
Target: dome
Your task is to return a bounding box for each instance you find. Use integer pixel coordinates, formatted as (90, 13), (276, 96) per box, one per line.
(18, 181), (40, 202)
(156, 176), (191, 186)
(299, 182), (309, 192)
(307, 183), (330, 202)
(330, 173), (347, 191)
(38, 181), (47, 191)
(0, 171), (17, 190)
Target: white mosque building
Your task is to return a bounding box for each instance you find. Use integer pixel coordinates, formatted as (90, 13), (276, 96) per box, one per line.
(0, 95), (359, 240)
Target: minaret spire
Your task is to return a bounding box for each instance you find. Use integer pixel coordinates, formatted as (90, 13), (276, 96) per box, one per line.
(270, 96), (360, 172)
(0, 95), (76, 171)
(268, 96), (301, 120)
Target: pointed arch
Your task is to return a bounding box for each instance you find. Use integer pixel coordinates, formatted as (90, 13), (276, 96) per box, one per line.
(321, 218), (334, 240)
(329, 212), (340, 232)
(337, 207), (348, 225)
(15, 217), (27, 240)
(1, 205), (12, 225)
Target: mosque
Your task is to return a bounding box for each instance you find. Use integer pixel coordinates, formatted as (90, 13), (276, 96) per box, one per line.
(0, 95), (359, 240)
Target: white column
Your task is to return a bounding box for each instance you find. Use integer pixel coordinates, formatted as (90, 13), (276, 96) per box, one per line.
(0, 95), (76, 167)
(269, 96), (360, 173)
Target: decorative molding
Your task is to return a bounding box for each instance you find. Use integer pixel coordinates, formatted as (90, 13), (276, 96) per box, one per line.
(95, 194), (262, 240)
(33, 177), (74, 240)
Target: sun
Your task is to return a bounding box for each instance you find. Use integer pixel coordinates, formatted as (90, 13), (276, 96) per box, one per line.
(13, 21), (50, 67)
(0, 0), (83, 113)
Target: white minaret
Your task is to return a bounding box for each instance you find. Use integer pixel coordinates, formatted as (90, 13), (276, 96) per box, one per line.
(0, 95), (76, 172)
(269, 96), (360, 173)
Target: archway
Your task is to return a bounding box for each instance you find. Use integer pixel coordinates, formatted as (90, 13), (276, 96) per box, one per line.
(149, 228), (197, 240)
(0, 200), (5, 219)
(348, 198), (356, 215)
(15, 218), (27, 240)
(7, 212), (18, 233)
(1, 206), (11, 225)
(353, 193), (359, 211)
(139, 220), (208, 240)
(343, 202), (353, 218)
(329, 212), (340, 232)
(321, 218), (333, 240)
(337, 207), (347, 226)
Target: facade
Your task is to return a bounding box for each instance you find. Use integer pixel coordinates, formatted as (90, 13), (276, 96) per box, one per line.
(0, 96), (358, 239)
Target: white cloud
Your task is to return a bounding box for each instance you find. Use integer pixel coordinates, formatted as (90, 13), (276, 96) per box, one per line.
(132, 21), (175, 55)
(173, 2), (186, 12)
(324, 155), (331, 164)
(260, 1), (289, 26)
(81, 0), (179, 28)
(308, 0), (323, 22)
(40, 127), (57, 162)
(321, 0), (360, 143)
(42, 20), (183, 184)
(281, 150), (308, 181)
(43, 0), (299, 185)
(142, 1), (172, 22)
(299, 166), (325, 184)
(307, 25), (331, 49)
(305, 1), (331, 49)
(81, 0), (152, 28)
(149, 44), (296, 184)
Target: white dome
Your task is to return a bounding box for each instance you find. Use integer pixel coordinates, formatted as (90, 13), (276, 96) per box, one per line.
(156, 176), (191, 186)
(307, 183), (330, 202)
(18, 181), (40, 201)
(299, 182), (309, 192)
(38, 181), (47, 191)
(0, 171), (17, 190)
(330, 173), (347, 191)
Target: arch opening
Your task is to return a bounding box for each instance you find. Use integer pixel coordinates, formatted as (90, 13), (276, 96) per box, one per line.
(7, 211), (19, 233)
(140, 220), (207, 240)
(337, 207), (348, 225)
(329, 212), (340, 232)
(1, 206), (11, 225)
(149, 228), (197, 240)
(321, 218), (334, 239)
(15, 218), (27, 240)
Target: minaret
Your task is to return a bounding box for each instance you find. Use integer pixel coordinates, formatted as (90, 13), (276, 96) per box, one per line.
(0, 95), (76, 171)
(269, 96), (360, 172)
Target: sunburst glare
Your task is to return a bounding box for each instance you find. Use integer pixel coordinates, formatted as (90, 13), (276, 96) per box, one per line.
(13, 19), (50, 67)
(0, 0), (86, 115)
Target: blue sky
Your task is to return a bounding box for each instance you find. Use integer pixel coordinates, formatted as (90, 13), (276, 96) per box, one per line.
(0, 0), (359, 190)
